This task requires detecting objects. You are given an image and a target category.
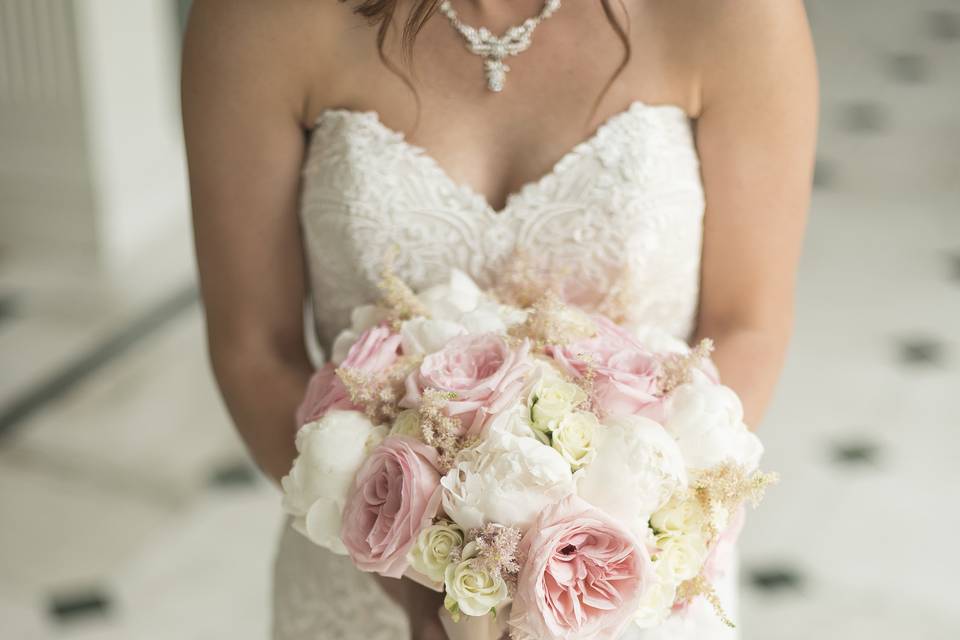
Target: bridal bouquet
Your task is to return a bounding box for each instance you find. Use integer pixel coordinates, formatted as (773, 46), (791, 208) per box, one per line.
(281, 267), (776, 640)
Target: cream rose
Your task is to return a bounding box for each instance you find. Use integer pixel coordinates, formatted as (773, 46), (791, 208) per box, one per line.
(576, 415), (687, 537)
(441, 428), (574, 532)
(443, 541), (509, 618)
(654, 532), (709, 585)
(650, 495), (707, 537)
(528, 369), (587, 436)
(408, 520), (464, 584)
(551, 411), (599, 470)
(280, 411), (382, 554)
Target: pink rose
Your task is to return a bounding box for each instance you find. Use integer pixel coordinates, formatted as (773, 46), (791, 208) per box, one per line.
(296, 325), (402, 424)
(340, 436), (441, 578)
(403, 334), (533, 437)
(510, 495), (655, 640)
(547, 316), (664, 420)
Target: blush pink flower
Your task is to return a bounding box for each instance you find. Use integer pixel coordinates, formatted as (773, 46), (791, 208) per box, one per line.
(339, 436), (441, 578)
(296, 324), (402, 425)
(402, 334), (533, 437)
(510, 495), (655, 640)
(547, 316), (664, 420)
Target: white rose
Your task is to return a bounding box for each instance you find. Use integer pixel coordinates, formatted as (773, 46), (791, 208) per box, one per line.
(528, 369), (587, 435)
(443, 541), (509, 619)
(551, 411), (599, 470)
(280, 411), (380, 554)
(330, 305), (388, 365)
(650, 495), (707, 536)
(654, 532), (709, 585)
(441, 428), (574, 532)
(576, 415), (687, 538)
(664, 381), (764, 472)
(389, 408), (423, 440)
(633, 578), (678, 629)
(409, 521), (464, 584)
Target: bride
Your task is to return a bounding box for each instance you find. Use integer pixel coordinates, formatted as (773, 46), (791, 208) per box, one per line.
(181, 0), (817, 638)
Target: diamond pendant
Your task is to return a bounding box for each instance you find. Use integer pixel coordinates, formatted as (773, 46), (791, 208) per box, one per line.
(484, 58), (510, 92)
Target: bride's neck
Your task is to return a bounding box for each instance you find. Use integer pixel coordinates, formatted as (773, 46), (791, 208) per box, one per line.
(449, 0), (548, 19)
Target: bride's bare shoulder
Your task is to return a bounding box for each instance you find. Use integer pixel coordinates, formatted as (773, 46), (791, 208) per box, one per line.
(183, 0), (357, 122)
(644, 0), (813, 113)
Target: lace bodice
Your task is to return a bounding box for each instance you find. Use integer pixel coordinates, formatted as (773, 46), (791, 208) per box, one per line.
(299, 101), (706, 353)
(274, 101), (735, 640)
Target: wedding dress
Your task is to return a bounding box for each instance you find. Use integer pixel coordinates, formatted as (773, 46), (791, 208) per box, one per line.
(272, 101), (738, 639)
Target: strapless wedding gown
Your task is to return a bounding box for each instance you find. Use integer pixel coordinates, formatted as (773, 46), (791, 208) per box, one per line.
(272, 101), (739, 639)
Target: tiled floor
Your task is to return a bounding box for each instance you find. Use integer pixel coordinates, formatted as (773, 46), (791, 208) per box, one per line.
(1, 0), (959, 638)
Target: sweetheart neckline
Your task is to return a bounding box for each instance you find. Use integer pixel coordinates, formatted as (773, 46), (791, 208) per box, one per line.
(309, 100), (692, 217)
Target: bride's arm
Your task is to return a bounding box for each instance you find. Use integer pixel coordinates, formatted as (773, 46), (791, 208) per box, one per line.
(181, 1), (316, 482)
(691, 0), (819, 429)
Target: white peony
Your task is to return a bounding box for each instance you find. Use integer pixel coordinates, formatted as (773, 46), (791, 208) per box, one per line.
(440, 428), (574, 532)
(664, 380), (764, 472)
(399, 270), (526, 357)
(443, 541), (509, 618)
(551, 411), (599, 470)
(408, 520), (464, 584)
(653, 532), (709, 585)
(633, 577), (678, 629)
(330, 305), (388, 365)
(400, 316), (467, 356)
(280, 411), (381, 554)
(575, 414), (687, 538)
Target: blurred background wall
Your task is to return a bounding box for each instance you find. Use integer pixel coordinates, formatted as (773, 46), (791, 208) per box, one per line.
(1, 1), (958, 639)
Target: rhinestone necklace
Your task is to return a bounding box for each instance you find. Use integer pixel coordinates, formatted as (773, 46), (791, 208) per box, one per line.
(438, 0), (562, 93)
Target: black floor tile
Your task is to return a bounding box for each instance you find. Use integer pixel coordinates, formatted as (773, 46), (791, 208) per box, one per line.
(839, 101), (889, 135)
(208, 460), (259, 488)
(748, 566), (805, 593)
(886, 52), (929, 84)
(832, 439), (881, 466)
(897, 337), (945, 366)
(48, 589), (111, 623)
(927, 9), (960, 41)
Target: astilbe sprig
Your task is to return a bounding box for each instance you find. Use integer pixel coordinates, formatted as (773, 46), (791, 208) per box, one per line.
(676, 574), (735, 628)
(657, 338), (715, 395)
(335, 362), (407, 426)
(376, 258), (431, 330)
(417, 388), (476, 472)
(508, 291), (596, 351)
(467, 523), (524, 594)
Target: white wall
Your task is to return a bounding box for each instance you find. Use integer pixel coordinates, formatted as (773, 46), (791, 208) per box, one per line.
(0, 0), (189, 273)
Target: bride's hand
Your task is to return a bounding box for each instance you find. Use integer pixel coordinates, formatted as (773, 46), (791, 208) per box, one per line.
(375, 576), (448, 639)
